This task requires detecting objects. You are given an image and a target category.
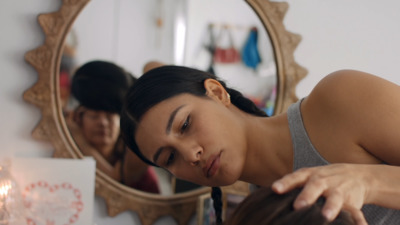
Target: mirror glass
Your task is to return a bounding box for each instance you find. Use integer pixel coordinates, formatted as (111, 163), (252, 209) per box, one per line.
(60, 0), (276, 196)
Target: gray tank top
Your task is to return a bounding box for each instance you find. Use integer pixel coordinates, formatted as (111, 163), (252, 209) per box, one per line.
(287, 99), (400, 225)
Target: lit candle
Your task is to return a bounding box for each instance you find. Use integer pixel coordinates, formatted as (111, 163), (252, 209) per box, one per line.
(0, 181), (11, 199)
(0, 163), (24, 225)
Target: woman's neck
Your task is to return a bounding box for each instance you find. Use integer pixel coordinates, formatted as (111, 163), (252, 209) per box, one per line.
(96, 144), (116, 162)
(240, 112), (294, 187)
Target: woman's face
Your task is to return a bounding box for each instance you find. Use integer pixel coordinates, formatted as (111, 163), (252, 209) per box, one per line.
(135, 93), (248, 187)
(80, 108), (121, 149)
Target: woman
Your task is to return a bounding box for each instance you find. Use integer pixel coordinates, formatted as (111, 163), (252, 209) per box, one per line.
(69, 60), (160, 193)
(120, 65), (400, 224)
(224, 187), (355, 225)
(71, 105), (124, 179)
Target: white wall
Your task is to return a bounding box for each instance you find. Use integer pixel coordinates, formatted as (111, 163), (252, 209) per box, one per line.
(281, 0), (400, 98)
(0, 1), (57, 158)
(2, 0), (400, 224)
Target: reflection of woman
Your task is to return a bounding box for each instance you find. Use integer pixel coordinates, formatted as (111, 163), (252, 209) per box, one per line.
(68, 60), (160, 193)
(71, 105), (124, 179)
(224, 187), (355, 225)
(120, 66), (400, 224)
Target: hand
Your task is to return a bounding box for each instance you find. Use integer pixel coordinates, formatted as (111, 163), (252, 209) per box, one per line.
(272, 164), (371, 225)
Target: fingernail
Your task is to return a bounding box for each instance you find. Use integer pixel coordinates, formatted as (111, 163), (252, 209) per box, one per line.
(295, 200), (308, 209)
(272, 182), (283, 192)
(323, 209), (333, 221)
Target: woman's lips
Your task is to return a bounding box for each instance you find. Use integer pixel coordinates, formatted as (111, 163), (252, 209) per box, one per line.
(203, 152), (221, 178)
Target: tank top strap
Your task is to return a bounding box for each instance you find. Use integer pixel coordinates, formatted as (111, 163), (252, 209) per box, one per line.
(287, 98), (329, 171)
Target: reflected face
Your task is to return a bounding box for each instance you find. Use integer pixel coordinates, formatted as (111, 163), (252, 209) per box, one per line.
(80, 108), (121, 149)
(135, 93), (247, 187)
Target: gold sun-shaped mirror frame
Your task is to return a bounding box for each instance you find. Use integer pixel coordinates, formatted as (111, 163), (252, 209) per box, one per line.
(23, 0), (307, 224)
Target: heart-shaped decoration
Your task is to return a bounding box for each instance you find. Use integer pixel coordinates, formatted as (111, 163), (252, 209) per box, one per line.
(22, 181), (84, 225)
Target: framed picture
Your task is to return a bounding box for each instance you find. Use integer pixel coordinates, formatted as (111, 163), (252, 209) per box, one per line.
(197, 189), (247, 225)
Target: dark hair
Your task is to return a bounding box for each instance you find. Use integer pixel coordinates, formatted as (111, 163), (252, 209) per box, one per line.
(224, 187), (355, 225)
(120, 65), (267, 225)
(71, 60), (136, 114)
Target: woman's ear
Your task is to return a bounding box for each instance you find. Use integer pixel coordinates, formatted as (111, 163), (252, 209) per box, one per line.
(204, 79), (230, 105)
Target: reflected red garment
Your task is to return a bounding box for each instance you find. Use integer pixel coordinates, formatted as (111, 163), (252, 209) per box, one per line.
(59, 70), (70, 88)
(130, 167), (160, 194)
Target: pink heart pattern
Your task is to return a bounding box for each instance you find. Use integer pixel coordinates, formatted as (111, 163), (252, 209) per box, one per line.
(22, 181), (84, 225)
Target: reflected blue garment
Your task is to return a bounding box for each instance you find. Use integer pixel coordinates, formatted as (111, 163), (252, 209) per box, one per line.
(242, 27), (261, 70)
(287, 99), (400, 225)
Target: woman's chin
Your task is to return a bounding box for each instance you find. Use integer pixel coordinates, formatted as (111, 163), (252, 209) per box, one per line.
(209, 176), (240, 187)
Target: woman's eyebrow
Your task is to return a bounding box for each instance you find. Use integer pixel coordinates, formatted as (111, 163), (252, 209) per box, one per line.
(166, 104), (186, 135)
(153, 104), (187, 164)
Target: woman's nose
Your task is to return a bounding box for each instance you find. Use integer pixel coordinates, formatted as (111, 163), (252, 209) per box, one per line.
(97, 115), (109, 126)
(189, 149), (202, 166)
(178, 141), (202, 166)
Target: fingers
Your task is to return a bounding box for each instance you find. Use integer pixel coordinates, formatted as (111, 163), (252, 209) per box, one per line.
(293, 179), (326, 210)
(272, 164), (370, 225)
(344, 207), (368, 225)
(321, 191), (343, 221)
(272, 167), (313, 193)
(287, 179), (368, 225)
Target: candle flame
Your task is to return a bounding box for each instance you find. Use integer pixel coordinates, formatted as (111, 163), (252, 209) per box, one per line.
(0, 181), (12, 197)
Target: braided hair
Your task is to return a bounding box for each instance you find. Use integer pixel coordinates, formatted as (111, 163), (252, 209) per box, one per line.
(211, 187), (223, 225)
(120, 65), (268, 223)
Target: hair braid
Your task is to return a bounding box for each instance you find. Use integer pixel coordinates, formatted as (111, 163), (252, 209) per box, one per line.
(211, 187), (223, 225)
(226, 88), (267, 117)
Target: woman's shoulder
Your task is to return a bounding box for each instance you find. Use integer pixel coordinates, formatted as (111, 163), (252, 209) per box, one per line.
(311, 69), (389, 95)
(302, 70), (400, 165)
(304, 69), (400, 111)
(300, 69), (400, 137)
(301, 69), (400, 138)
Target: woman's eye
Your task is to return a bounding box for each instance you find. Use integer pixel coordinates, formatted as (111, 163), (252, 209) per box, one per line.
(88, 114), (98, 120)
(180, 115), (191, 134)
(166, 151), (175, 166)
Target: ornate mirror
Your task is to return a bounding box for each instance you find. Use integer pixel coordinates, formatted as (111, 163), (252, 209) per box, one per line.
(23, 0), (307, 224)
